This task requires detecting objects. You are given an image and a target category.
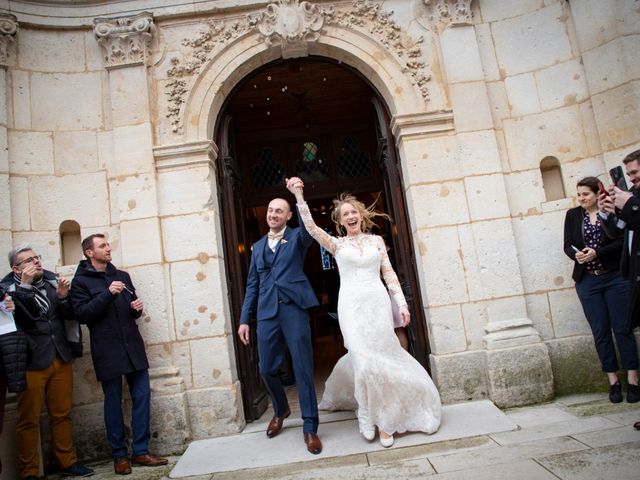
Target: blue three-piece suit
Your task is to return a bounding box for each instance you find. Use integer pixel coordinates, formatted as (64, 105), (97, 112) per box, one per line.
(240, 214), (320, 433)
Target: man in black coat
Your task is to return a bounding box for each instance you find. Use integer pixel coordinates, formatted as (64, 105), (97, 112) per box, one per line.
(70, 234), (167, 475)
(2, 244), (92, 479)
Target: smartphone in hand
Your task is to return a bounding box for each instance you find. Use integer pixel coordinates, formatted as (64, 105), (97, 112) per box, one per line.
(598, 181), (609, 197)
(609, 166), (627, 191)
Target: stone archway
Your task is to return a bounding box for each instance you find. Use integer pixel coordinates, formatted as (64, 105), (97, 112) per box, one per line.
(156, 0), (452, 426)
(165, 1), (431, 143)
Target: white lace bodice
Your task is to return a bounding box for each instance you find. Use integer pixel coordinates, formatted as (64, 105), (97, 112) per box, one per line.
(297, 202), (407, 308)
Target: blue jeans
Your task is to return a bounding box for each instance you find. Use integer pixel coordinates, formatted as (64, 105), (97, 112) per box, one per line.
(576, 272), (639, 372)
(101, 369), (151, 459)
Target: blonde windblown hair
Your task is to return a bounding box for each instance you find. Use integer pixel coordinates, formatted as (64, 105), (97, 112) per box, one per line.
(330, 193), (390, 236)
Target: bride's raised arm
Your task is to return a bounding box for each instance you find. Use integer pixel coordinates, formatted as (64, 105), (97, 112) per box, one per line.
(286, 177), (337, 255)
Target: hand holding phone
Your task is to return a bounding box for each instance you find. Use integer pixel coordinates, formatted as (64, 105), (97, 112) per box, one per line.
(609, 166), (627, 191)
(598, 181), (609, 197)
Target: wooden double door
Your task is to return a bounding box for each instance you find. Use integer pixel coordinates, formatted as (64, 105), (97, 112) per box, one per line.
(215, 58), (430, 421)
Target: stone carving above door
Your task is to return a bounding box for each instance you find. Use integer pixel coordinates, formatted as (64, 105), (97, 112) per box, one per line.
(165, 0), (432, 133)
(253, 0), (330, 58)
(0, 13), (18, 67)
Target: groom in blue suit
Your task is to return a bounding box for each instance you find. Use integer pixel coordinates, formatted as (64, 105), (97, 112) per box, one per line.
(238, 196), (322, 454)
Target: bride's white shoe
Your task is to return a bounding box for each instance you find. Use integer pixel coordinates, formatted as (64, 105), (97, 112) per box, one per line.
(362, 429), (375, 441)
(379, 432), (394, 447)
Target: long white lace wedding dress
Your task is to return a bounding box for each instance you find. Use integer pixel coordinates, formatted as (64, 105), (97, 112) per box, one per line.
(297, 202), (441, 436)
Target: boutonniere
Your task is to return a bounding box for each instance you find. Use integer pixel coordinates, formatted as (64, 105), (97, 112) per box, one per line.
(280, 239), (288, 244)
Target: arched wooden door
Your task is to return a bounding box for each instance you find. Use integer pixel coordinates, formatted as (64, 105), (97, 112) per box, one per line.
(216, 58), (430, 422)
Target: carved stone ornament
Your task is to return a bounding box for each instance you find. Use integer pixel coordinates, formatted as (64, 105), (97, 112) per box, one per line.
(93, 11), (155, 68)
(165, 0), (431, 133)
(0, 13), (18, 67)
(252, 0), (329, 58)
(424, 0), (473, 30)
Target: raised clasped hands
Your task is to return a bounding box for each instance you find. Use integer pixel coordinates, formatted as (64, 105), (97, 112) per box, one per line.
(285, 177), (304, 196)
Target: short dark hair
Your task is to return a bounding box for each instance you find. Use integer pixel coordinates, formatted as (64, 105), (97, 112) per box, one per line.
(576, 176), (600, 195)
(81, 234), (105, 259)
(623, 149), (640, 165)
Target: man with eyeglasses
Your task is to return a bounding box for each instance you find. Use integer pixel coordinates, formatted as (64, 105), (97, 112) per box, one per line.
(0, 244), (93, 479)
(70, 234), (167, 475)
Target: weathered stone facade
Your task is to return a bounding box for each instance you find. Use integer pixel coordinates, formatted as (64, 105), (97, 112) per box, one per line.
(1, 0), (639, 470)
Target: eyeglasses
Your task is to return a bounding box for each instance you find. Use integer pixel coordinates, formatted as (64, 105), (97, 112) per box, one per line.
(15, 255), (42, 267)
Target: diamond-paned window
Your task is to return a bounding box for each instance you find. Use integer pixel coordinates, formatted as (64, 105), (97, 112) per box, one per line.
(295, 141), (329, 182)
(337, 136), (371, 178)
(252, 147), (284, 189)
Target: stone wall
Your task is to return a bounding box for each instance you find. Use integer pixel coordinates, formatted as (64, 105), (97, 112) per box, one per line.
(0, 0), (639, 469)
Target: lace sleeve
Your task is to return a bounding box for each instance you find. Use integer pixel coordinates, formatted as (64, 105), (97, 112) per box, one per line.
(297, 202), (337, 255)
(377, 236), (407, 308)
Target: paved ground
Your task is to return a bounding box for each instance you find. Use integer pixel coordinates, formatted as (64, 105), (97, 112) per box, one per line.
(38, 392), (640, 480)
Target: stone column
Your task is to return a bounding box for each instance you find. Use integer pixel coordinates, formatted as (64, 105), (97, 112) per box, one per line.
(406, 0), (553, 407)
(0, 14), (17, 257)
(93, 12), (190, 454)
(0, 13), (20, 479)
(153, 141), (244, 439)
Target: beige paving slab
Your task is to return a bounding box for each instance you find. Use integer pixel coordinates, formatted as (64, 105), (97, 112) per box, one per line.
(563, 398), (640, 417)
(209, 454), (369, 480)
(268, 458), (435, 480)
(602, 409), (640, 426)
(489, 416), (618, 445)
(556, 393), (607, 406)
(171, 401), (516, 478)
(571, 425), (640, 448)
(428, 460), (558, 480)
(367, 435), (495, 466)
(505, 405), (577, 428)
(428, 435), (588, 473)
(537, 441), (640, 480)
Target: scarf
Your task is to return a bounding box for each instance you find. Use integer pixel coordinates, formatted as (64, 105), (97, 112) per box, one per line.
(13, 272), (50, 314)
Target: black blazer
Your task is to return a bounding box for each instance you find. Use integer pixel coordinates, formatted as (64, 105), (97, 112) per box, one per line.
(563, 206), (624, 282)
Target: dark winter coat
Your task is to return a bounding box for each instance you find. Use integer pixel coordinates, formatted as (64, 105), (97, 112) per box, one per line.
(0, 330), (27, 392)
(0, 270), (73, 371)
(70, 260), (149, 382)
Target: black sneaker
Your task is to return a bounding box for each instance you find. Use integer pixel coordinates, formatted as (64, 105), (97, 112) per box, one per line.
(609, 382), (623, 403)
(60, 462), (94, 477)
(627, 383), (640, 403)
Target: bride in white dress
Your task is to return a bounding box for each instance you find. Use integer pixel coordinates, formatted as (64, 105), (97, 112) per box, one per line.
(286, 177), (441, 447)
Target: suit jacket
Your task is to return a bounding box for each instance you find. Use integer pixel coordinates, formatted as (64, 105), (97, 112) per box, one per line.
(240, 212), (319, 324)
(563, 206), (624, 282)
(0, 270), (73, 371)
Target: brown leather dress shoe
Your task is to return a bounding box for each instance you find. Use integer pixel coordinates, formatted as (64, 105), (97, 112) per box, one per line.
(266, 407), (291, 438)
(113, 457), (132, 475)
(304, 432), (322, 454)
(130, 454), (168, 467)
